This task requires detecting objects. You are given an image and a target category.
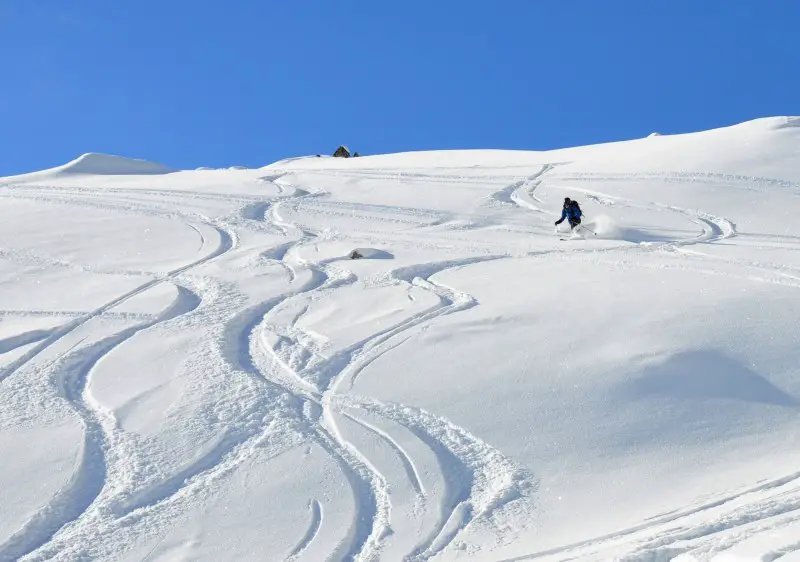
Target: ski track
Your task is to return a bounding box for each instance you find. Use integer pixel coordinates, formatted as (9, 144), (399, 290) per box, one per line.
(0, 286), (202, 562)
(246, 246), (390, 561)
(257, 249), (536, 561)
(11, 172), (530, 562)
(341, 412), (425, 496)
(4, 164), (798, 561)
(577, 187), (737, 245)
(556, 170), (800, 197)
(0, 220), (232, 385)
(287, 499), (323, 561)
(241, 176), (538, 561)
(490, 162), (559, 213)
(501, 469), (800, 561)
(496, 168), (800, 562)
(111, 427), (242, 518)
(0, 186), (235, 559)
(0, 329), (55, 354)
(273, 165), (796, 562)
(81, 179), (392, 562)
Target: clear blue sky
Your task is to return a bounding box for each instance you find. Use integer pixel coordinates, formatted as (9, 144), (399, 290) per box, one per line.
(1, 1), (798, 175)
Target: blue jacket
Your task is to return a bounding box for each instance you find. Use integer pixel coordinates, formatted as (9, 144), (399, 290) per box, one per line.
(559, 203), (582, 222)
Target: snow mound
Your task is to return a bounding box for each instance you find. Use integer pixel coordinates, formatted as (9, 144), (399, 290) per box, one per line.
(59, 153), (173, 175)
(0, 153), (173, 183)
(648, 132), (663, 137)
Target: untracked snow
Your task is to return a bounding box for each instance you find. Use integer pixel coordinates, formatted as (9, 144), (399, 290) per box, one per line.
(0, 118), (799, 561)
(2, 153), (173, 181)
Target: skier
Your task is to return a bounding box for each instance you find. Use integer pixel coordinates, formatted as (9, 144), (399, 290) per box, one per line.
(555, 197), (583, 233)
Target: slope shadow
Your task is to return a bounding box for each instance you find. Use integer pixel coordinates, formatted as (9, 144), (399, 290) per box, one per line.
(0, 329), (53, 354)
(624, 350), (798, 407)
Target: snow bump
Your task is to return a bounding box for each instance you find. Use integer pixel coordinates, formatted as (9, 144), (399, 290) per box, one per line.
(59, 153), (173, 175)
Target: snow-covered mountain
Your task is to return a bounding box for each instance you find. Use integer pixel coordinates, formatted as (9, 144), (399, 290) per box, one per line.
(1, 117), (800, 561)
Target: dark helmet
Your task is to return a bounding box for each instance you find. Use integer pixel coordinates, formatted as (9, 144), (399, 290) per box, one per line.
(564, 197), (571, 204)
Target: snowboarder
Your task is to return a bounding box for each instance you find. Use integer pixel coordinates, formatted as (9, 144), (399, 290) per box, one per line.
(555, 197), (583, 232)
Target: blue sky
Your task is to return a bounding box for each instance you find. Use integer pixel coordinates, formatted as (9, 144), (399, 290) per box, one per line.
(1, 1), (798, 175)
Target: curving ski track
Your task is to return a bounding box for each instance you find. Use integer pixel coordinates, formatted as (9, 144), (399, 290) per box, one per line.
(287, 499), (323, 561)
(0, 286), (202, 562)
(248, 210), (535, 561)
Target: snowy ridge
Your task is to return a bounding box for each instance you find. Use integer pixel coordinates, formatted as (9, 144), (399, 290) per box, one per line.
(0, 117), (799, 561)
(0, 153), (172, 182)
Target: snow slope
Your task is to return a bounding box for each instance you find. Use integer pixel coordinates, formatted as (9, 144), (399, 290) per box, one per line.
(1, 117), (799, 562)
(2, 153), (173, 182)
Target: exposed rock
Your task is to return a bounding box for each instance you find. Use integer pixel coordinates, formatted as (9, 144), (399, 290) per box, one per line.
(348, 248), (393, 260)
(333, 145), (351, 158)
